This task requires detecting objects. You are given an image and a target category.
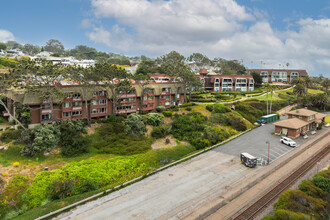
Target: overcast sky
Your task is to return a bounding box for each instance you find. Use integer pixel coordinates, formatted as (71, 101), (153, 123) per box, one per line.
(1, 0), (330, 76)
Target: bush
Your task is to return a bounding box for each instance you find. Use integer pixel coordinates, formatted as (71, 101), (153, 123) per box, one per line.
(186, 107), (192, 111)
(162, 111), (172, 117)
(91, 123), (152, 155)
(156, 106), (166, 112)
(231, 117), (247, 131)
(146, 113), (162, 126)
(0, 129), (23, 143)
(123, 113), (147, 137)
(206, 104), (231, 113)
(312, 175), (330, 193)
(47, 179), (75, 200)
(179, 103), (195, 108)
(20, 124), (60, 157)
(58, 120), (89, 157)
(79, 179), (97, 193)
(151, 126), (166, 139)
(0, 175), (29, 218)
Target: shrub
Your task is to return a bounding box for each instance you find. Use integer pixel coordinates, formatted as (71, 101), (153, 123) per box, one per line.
(79, 179), (97, 193)
(58, 120), (89, 157)
(163, 111), (172, 117)
(186, 107), (192, 111)
(299, 179), (326, 199)
(47, 179), (75, 200)
(0, 175), (29, 218)
(179, 103), (195, 108)
(156, 106), (166, 112)
(231, 117), (247, 131)
(151, 126), (166, 139)
(0, 129), (23, 143)
(206, 104), (231, 113)
(123, 113), (147, 137)
(146, 113), (162, 126)
(312, 175), (330, 193)
(20, 124), (60, 157)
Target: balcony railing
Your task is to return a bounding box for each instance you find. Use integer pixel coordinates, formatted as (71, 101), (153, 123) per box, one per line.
(117, 109), (137, 114)
(41, 109), (52, 114)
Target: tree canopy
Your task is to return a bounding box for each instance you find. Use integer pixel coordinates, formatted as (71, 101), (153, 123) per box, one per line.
(44, 39), (65, 55)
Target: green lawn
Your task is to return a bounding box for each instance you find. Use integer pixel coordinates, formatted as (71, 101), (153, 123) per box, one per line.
(252, 93), (282, 101)
(307, 88), (325, 94)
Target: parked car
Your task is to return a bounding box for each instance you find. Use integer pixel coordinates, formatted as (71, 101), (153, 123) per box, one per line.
(280, 136), (297, 147)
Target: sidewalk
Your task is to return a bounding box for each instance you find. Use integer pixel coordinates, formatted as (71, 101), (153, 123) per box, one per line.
(182, 128), (330, 220)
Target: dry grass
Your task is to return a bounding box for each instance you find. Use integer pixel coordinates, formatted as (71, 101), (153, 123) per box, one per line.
(151, 135), (188, 149)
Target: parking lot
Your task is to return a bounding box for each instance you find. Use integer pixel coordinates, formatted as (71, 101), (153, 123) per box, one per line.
(213, 115), (329, 165)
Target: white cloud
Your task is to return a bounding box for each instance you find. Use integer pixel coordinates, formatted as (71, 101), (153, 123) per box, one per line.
(85, 0), (330, 75)
(0, 29), (15, 42)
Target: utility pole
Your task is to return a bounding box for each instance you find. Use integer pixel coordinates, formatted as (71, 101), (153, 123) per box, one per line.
(266, 141), (270, 165)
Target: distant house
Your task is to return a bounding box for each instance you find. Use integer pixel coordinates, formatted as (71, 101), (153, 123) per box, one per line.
(248, 69), (308, 83)
(197, 69), (254, 92)
(273, 108), (326, 138)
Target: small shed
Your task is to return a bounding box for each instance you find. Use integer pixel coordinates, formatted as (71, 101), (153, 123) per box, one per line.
(261, 114), (279, 123)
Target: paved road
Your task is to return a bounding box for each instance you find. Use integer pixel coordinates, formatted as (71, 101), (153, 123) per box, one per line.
(58, 112), (329, 220)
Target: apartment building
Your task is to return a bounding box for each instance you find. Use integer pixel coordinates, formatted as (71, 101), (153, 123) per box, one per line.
(5, 81), (185, 128)
(248, 69), (308, 83)
(197, 69), (254, 92)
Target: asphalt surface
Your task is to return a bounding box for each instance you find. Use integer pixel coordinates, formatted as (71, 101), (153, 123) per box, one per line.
(57, 113), (329, 220)
(213, 115), (312, 165)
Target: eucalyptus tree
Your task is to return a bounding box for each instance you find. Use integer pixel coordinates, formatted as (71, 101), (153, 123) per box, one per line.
(66, 65), (99, 126)
(321, 78), (330, 96)
(133, 73), (150, 113)
(94, 62), (130, 114)
(12, 58), (65, 122)
(187, 53), (211, 71)
(157, 51), (195, 104)
(0, 73), (27, 130)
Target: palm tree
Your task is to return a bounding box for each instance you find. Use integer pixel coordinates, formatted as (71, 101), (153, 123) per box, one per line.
(293, 84), (306, 106)
(264, 83), (270, 114)
(269, 85), (274, 113)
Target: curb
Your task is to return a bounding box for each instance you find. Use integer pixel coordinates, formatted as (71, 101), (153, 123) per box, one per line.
(36, 128), (254, 220)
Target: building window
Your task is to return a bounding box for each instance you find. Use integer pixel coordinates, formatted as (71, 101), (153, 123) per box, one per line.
(99, 108), (106, 113)
(177, 94), (180, 98)
(272, 72), (287, 82)
(42, 104), (51, 109)
(99, 91), (105, 96)
(93, 91), (98, 97)
(166, 95), (170, 100)
(91, 100), (98, 105)
(42, 114), (51, 121)
(162, 88), (170, 92)
(143, 96), (148, 101)
(73, 102), (82, 107)
(63, 112), (71, 117)
(261, 72), (268, 83)
(148, 96), (154, 100)
(73, 93), (81, 99)
(144, 88), (154, 93)
(99, 99), (107, 105)
(165, 102), (170, 105)
(91, 109), (98, 114)
(72, 111), (82, 116)
(290, 72), (299, 81)
(63, 102), (71, 108)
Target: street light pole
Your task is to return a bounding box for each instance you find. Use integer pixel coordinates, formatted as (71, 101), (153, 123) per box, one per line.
(266, 141), (270, 165)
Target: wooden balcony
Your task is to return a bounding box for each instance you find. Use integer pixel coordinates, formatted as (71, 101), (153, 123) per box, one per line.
(117, 109), (137, 114)
(41, 109), (52, 114)
(72, 106), (82, 111)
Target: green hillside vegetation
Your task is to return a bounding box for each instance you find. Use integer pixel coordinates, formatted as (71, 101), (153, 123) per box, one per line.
(0, 104), (260, 219)
(262, 167), (330, 220)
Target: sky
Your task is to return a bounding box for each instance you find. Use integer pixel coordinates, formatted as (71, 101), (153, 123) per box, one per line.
(1, 0), (330, 76)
